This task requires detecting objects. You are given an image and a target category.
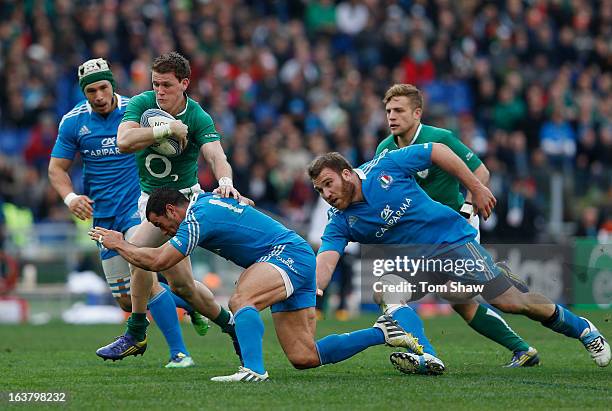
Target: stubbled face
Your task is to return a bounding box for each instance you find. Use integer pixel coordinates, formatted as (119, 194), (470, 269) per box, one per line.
(148, 206), (182, 236)
(385, 96), (422, 138)
(312, 168), (356, 210)
(152, 71), (189, 113)
(84, 80), (115, 115)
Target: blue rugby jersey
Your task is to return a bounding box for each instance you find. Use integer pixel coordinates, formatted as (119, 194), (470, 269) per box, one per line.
(51, 95), (140, 218)
(170, 193), (308, 267)
(319, 144), (477, 257)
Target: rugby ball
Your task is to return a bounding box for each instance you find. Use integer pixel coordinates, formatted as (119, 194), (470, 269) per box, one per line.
(140, 108), (183, 157)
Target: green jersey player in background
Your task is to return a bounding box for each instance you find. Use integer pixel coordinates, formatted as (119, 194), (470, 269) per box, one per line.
(96, 52), (243, 361)
(374, 84), (538, 368)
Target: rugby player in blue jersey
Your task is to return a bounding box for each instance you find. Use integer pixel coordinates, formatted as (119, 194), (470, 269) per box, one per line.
(49, 58), (208, 368)
(89, 188), (425, 382)
(308, 145), (610, 372)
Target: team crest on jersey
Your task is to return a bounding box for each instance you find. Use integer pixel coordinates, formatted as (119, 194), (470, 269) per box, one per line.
(78, 125), (91, 136)
(348, 216), (359, 227)
(417, 169), (429, 179)
(378, 172), (393, 189)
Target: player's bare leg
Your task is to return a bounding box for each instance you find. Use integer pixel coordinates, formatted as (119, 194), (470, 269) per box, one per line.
(212, 262), (423, 382)
(162, 256), (221, 318)
(273, 308), (319, 369)
(97, 222), (195, 365)
(133, 220), (238, 357)
(212, 262), (287, 381)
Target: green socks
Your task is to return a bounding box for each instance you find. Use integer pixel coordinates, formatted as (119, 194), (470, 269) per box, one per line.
(468, 305), (530, 353)
(212, 307), (234, 334)
(126, 313), (149, 342)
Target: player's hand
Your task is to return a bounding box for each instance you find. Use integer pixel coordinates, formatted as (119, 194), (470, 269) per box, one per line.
(213, 177), (241, 201)
(238, 196), (255, 206)
(213, 184), (240, 199)
(88, 227), (123, 250)
(68, 195), (94, 220)
(470, 184), (496, 220)
(169, 120), (188, 150)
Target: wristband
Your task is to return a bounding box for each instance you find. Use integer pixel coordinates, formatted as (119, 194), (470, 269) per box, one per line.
(218, 177), (233, 187)
(460, 202), (473, 219)
(152, 124), (172, 143)
(64, 192), (78, 207)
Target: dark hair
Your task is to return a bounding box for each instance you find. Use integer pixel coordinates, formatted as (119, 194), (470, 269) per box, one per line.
(307, 152), (354, 180)
(146, 187), (189, 220)
(382, 83), (423, 110)
(152, 52), (191, 80)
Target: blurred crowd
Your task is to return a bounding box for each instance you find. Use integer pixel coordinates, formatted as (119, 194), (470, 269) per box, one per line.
(0, 0), (610, 246)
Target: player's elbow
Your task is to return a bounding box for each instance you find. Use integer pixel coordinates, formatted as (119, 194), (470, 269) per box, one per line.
(47, 163), (57, 180)
(149, 261), (170, 273)
(143, 256), (169, 273)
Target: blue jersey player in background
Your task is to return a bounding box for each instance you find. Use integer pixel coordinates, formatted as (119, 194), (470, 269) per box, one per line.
(309, 144), (610, 373)
(48, 58), (208, 368)
(89, 188), (424, 382)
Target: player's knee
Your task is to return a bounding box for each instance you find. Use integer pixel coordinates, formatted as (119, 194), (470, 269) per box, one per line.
(451, 303), (472, 320)
(228, 292), (254, 313)
(170, 281), (194, 300)
(115, 295), (132, 312)
(288, 350), (320, 369)
(495, 301), (527, 314)
(372, 290), (384, 305)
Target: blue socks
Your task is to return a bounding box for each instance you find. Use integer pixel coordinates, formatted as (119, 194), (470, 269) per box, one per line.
(234, 306), (265, 374)
(158, 282), (194, 312)
(542, 304), (588, 339)
(315, 306), (438, 366)
(390, 306), (437, 356)
(316, 328), (385, 365)
(148, 288), (189, 358)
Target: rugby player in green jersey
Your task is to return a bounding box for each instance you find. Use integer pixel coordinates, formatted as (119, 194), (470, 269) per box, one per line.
(375, 84), (538, 368)
(96, 52), (243, 363)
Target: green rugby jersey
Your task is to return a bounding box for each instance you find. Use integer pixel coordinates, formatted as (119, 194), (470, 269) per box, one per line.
(375, 124), (482, 211)
(122, 91), (220, 193)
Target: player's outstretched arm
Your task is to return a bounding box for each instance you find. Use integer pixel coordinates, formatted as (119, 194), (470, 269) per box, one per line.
(201, 140), (242, 200)
(48, 157), (94, 220)
(316, 250), (341, 294)
(430, 143), (496, 219)
(88, 227), (185, 272)
(117, 120), (188, 153)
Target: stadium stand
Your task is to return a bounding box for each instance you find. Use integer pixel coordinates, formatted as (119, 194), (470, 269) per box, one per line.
(0, 0), (609, 250)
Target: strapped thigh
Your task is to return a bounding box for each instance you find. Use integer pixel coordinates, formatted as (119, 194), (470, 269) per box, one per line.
(102, 255), (131, 297)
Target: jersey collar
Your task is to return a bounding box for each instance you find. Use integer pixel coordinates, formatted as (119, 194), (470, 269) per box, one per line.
(116, 93), (124, 109)
(394, 122), (423, 148)
(186, 192), (199, 214)
(354, 169), (367, 180)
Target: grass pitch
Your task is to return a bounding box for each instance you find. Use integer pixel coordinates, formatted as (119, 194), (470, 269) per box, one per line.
(1, 309), (611, 410)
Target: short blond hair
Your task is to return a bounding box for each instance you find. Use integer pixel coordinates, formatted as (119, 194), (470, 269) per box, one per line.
(382, 84), (423, 110)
